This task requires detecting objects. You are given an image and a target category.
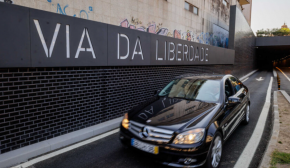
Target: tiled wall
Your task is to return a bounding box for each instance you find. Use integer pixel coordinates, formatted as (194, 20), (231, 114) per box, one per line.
(231, 6), (257, 75)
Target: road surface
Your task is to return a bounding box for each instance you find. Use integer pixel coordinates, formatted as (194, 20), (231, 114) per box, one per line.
(31, 70), (274, 168)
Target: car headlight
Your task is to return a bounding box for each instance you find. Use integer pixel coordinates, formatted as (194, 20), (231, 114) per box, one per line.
(121, 113), (129, 129)
(173, 128), (205, 144)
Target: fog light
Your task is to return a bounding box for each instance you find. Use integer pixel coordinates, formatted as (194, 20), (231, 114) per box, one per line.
(122, 113), (129, 129)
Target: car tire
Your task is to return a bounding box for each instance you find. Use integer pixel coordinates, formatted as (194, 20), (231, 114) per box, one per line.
(205, 132), (223, 168)
(242, 104), (250, 125)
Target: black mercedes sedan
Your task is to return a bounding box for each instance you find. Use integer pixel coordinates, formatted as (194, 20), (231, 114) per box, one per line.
(119, 74), (250, 168)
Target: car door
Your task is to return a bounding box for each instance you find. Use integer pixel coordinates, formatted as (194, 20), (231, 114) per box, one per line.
(229, 76), (247, 114)
(221, 78), (240, 138)
(224, 76), (247, 137)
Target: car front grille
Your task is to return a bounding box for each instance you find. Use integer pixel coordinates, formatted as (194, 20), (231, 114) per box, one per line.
(128, 120), (174, 143)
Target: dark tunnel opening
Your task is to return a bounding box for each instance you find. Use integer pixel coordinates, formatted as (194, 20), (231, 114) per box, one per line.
(256, 36), (290, 70)
(256, 45), (290, 70)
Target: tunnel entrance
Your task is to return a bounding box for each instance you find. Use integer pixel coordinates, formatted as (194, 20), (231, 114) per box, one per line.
(256, 37), (290, 69)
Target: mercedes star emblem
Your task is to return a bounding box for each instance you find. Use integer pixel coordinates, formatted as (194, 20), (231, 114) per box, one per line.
(139, 127), (150, 138)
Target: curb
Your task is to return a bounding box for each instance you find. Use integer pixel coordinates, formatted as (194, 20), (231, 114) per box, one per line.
(0, 117), (122, 168)
(280, 90), (290, 104)
(259, 91), (280, 168)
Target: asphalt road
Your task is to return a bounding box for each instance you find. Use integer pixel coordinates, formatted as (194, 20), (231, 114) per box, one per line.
(32, 70), (273, 168)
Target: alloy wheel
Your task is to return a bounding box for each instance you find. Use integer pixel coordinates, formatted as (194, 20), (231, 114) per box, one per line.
(211, 136), (222, 167)
(246, 105), (250, 122)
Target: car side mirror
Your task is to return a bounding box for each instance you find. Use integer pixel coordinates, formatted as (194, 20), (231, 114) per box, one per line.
(227, 96), (241, 106)
(154, 90), (160, 95)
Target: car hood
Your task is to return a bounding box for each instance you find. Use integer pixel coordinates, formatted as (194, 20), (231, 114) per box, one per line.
(129, 96), (219, 131)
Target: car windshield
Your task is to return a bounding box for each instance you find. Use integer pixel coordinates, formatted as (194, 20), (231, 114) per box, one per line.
(158, 78), (221, 102)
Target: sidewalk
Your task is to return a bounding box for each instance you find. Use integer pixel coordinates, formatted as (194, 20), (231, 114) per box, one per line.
(260, 90), (290, 168)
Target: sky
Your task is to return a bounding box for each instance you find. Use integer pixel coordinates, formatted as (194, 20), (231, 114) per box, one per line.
(251, 0), (290, 33)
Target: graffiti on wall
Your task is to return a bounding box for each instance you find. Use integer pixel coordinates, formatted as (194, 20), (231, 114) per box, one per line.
(47, 1), (90, 19)
(120, 18), (170, 36)
(212, 24), (229, 48)
(42, 1), (229, 48)
(120, 18), (229, 48)
(56, 3), (68, 15)
(79, 10), (88, 19)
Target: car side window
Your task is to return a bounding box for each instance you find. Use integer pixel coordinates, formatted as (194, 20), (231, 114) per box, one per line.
(229, 77), (242, 93)
(225, 80), (233, 99)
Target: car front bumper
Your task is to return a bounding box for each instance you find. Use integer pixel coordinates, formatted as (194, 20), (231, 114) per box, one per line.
(119, 129), (208, 167)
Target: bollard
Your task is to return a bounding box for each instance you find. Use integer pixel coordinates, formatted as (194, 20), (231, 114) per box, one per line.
(277, 74), (280, 90)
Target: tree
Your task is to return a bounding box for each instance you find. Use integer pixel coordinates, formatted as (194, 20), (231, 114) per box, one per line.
(256, 28), (273, 37)
(275, 28), (290, 36)
(256, 28), (290, 37)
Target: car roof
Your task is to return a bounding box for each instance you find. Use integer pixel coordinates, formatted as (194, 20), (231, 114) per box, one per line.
(175, 73), (226, 80)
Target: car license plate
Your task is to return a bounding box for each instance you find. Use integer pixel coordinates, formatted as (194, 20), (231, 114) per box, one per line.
(131, 138), (159, 154)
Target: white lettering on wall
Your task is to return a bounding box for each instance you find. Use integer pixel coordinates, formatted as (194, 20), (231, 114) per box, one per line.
(154, 41), (209, 62)
(132, 37), (144, 60)
(164, 41), (167, 60)
(183, 44), (188, 61)
(194, 47), (199, 61)
(176, 43), (182, 61)
(189, 46), (194, 61)
(34, 20), (60, 58)
(205, 48), (209, 61)
(66, 25), (70, 58)
(75, 28), (96, 59)
(85, 29), (95, 58)
(200, 47), (204, 61)
(117, 33), (129, 59)
(156, 40), (163, 61)
(168, 42), (175, 61)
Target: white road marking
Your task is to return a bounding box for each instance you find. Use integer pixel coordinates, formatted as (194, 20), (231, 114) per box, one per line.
(256, 77), (264, 81)
(241, 77), (249, 83)
(276, 67), (290, 81)
(11, 129), (120, 168)
(239, 70), (258, 81)
(234, 77), (273, 168)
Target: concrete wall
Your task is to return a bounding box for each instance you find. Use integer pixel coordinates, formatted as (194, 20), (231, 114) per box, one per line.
(9, 0), (247, 48)
(256, 36), (290, 46)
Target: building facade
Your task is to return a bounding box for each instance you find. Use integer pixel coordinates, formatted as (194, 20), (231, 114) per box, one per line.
(241, 0), (252, 26)
(11, 0), (251, 48)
